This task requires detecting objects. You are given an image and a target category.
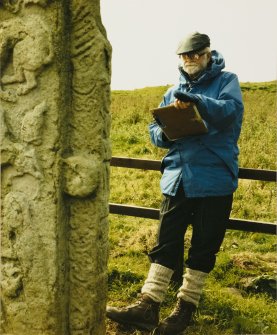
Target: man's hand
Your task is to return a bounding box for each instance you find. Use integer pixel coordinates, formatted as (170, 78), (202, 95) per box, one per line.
(173, 90), (198, 104)
(173, 99), (191, 109)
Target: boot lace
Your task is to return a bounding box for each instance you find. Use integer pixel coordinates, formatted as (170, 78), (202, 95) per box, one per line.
(168, 299), (194, 322)
(128, 294), (156, 308)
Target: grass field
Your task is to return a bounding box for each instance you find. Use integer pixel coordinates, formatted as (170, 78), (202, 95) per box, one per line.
(106, 81), (276, 335)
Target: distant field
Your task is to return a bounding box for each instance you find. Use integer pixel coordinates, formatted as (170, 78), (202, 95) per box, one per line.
(107, 81), (277, 335)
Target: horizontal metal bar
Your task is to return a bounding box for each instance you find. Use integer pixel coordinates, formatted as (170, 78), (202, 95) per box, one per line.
(238, 168), (276, 182)
(110, 157), (276, 182)
(109, 203), (159, 220)
(111, 157), (161, 171)
(109, 203), (276, 235)
(227, 218), (276, 234)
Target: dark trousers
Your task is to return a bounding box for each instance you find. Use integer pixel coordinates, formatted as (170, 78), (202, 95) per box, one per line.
(148, 184), (233, 275)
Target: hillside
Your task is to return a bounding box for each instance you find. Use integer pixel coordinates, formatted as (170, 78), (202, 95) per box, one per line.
(107, 81), (276, 335)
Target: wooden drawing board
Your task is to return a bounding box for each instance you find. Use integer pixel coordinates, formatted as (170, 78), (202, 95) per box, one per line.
(150, 104), (208, 140)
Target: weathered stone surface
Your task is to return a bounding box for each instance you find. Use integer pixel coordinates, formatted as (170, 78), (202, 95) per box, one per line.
(0, 14), (54, 101)
(67, 2), (111, 334)
(0, 0), (111, 334)
(63, 155), (100, 198)
(2, 0), (50, 13)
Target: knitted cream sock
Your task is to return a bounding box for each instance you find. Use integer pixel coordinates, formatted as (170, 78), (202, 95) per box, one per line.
(177, 268), (208, 307)
(141, 263), (174, 303)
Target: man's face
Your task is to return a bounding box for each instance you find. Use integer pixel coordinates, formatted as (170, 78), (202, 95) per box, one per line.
(180, 50), (211, 79)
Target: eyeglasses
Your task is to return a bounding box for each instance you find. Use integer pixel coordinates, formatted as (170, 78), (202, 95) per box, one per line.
(180, 51), (207, 61)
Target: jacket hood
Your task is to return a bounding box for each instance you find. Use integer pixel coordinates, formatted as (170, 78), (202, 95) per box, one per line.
(179, 50), (225, 85)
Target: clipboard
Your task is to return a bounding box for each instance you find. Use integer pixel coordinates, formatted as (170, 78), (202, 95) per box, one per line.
(150, 103), (208, 140)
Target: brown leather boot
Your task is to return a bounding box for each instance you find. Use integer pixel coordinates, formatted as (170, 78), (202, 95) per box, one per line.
(106, 294), (160, 331)
(153, 299), (196, 335)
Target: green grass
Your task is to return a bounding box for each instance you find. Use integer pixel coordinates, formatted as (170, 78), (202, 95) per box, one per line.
(106, 81), (277, 335)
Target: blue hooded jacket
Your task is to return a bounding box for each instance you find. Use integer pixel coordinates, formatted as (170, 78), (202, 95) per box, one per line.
(149, 50), (244, 197)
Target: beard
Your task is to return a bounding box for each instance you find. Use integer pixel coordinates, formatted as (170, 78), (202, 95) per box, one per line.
(183, 57), (209, 79)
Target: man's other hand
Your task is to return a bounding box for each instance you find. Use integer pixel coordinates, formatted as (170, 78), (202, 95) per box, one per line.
(173, 99), (191, 109)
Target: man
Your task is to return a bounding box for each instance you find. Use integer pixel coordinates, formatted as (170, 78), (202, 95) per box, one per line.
(106, 32), (244, 334)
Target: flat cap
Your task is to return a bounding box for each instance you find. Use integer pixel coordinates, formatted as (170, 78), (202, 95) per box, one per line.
(176, 32), (210, 54)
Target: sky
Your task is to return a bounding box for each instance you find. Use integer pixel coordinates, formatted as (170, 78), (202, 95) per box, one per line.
(100, 0), (277, 90)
